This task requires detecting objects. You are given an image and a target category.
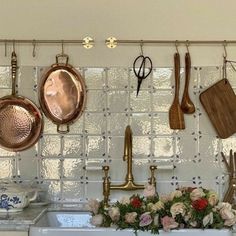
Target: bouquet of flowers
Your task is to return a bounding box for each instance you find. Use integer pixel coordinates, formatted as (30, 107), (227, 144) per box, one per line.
(87, 185), (236, 234)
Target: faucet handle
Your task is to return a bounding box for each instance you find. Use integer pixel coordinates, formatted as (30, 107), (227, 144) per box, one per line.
(102, 165), (110, 178)
(148, 165), (157, 187)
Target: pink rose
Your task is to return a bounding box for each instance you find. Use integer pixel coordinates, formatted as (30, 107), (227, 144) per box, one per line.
(161, 216), (179, 231)
(190, 188), (205, 201)
(125, 212), (137, 224)
(143, 184), (156, 198)
(91, 214), (103, 226)
(139, 212), (153, 227)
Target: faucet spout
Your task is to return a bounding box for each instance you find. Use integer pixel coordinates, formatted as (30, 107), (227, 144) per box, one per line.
(124, 125), (134, 182)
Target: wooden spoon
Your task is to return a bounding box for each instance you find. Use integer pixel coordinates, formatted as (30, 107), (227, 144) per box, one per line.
(181, 52), (195, 114)
(169, 53), (185, 129)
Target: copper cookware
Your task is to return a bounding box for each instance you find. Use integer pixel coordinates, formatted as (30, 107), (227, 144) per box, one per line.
(0, 51), (43, 152)
(39, 54), (86, 133)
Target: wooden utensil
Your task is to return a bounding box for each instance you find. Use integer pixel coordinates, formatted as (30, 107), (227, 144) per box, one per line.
(200, 79), (236, 139)
(169, 53), (185, 129)
(181, 52), (195, 114)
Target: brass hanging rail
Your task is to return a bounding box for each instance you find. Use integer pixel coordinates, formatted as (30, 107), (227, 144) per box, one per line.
(106, 37), (236, 48)
(0, 37), (94, 49)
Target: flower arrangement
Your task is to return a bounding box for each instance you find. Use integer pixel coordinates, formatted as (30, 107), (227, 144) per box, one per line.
(88, 185), (236, 234)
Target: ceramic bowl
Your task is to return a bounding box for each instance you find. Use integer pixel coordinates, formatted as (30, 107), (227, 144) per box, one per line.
(0, 182), (38, 212)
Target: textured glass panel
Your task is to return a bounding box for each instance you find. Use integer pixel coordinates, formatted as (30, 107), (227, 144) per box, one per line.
(153, 68), (172, 89)
(62, 181), (84, 202)
(41, 180), (61, 202)
(199, 135), (219, 158)
(84, 68), (105, 89)
(108, 137), (124, 159)
(133, 136), (151, 158)
(85, 136), (105, 158)
(107, 113), (128, 135)
(63, 135), (83, 157)
(18, 66), (37, 89)
(221, 137), (236, 154)
(153, 90), (173, 112)
(0, 66), (11, 88)
(153, 137), (174, 158)
(0, 158), (15, 178)
(199, 67), (221, 89)
(107, 90), (128, 112)
(107, 68), (128, 89)
(41, 159), (60, 179)
(62, 159), (84, 178)
(130, 113), (151, 135)
(130, 68), (151, 89)
(226, 65), (236, 88)
(41, 135), (61, 157)
(85, 182), (103, 199)
(86, 90), (105, 112)
(18, 156), (38, 179)
(85, 113), (106, 135)
(0, 147), (16, 157)
(153, 113), (173, 135)
(130, 91), (151, 112)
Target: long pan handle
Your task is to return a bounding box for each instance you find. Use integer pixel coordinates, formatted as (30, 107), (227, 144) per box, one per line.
(174, 53), (180, 101)
(11, 51), (17, 96)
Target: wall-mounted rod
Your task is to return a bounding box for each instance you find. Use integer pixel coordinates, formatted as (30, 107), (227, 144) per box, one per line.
(106, 37), (236, 48)
(0, 37), (94, 49)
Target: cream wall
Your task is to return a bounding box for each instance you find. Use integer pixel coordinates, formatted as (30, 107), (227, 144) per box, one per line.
(0, 0), (236, 67)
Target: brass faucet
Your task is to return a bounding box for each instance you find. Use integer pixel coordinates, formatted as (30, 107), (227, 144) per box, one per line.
(102, 125), (157, 207)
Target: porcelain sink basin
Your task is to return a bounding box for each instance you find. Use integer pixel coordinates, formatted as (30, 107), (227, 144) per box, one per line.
(29, 211), (232, 236)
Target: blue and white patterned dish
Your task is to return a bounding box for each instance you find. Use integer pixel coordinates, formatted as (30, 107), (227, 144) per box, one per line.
(0, 182), (38, 212)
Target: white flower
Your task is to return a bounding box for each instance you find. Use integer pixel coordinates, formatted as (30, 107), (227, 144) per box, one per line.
(170, 202), (186, 218)
(91, 214), (103, 226)
(149, 201), (165, 212)
(87, 199), (100, 214)
(190, 221), (197, 227)
(120, 196), (130, 205)
(224, 216), (236, 226)
(190, 188), (205, 201)
(170, 190), (182, 200)
(143, 183), (156, 198)
(220, 207), (235, 220)
(108, 207), (120, 222)
(203, 212), (213, 227)
(160, 194), (171, 203)
(207, 191), (218, 206)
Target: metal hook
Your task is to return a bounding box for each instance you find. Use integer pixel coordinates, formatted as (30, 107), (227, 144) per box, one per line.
(13, 40), (15, 53)
(140, 40), (144, 55)
(186, 40), (190, 53)
(223, 40), (227, 58)
(4, 40), (7, 57)
(175, 40), (179, 53)
(32, 40), (36, 57)
(61, 40), (64, 55)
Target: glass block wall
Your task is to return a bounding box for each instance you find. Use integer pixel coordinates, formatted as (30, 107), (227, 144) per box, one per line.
(0, 65), (235, 202)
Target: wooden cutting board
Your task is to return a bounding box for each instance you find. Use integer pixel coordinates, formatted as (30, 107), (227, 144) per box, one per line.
(200, 79), (236, 139)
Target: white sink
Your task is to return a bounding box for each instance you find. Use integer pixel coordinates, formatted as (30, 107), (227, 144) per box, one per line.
(29, 211), (232, 236)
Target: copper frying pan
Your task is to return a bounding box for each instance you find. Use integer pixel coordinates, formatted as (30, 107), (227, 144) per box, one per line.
(39, 54), (86, 134)
(0, 51), (43, 152)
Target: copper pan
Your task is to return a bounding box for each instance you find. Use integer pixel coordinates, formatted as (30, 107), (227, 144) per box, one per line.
(0, 51), (43, 152)
(39, 54), (86, 134)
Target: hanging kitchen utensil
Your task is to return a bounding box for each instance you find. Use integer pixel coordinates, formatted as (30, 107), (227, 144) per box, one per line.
(133, 42), (152, 96)
(181, 43), (195, 114)
(0, 47), (43, 152)
(39, 43), (86, 134)
(199, 56), (236, 139)
(169, 50), (185, 130)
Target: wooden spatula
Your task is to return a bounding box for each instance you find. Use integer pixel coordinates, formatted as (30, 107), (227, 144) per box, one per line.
(169, 53), (185, 129)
